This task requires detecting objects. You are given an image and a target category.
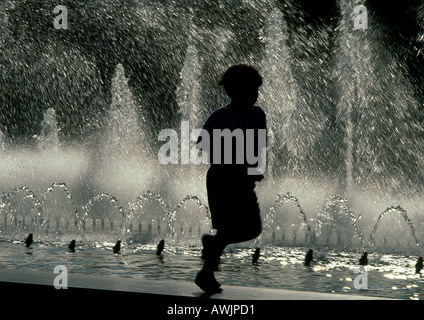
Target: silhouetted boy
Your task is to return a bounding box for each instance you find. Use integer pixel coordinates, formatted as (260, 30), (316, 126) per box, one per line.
(195, 64), (266, 293)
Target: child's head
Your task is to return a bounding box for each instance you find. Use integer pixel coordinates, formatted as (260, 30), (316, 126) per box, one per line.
(219, 64), (263, 106)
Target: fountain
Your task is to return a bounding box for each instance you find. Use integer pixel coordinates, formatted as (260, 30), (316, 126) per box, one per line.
(36, 108), (60, 152)
(258, 7), (299, 179)
(261, 192), (312, 247)
(0, 130), (7, 151)
(315, 195), (364, 250)
(369, 206), (421, 254)
(334, 0), (424, 193)
(1, 0), (424, 300)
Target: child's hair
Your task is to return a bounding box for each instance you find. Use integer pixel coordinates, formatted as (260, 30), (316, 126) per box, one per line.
(218, 64), (263, 98)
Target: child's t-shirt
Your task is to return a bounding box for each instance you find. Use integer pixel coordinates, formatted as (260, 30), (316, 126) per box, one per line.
(198, 104), (266, 171)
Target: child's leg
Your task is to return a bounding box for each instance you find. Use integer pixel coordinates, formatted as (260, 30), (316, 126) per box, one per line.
(196, 214), (261, 293)
(201, 234), (226, 272)
(196, 235), (225, 293)
(202, 222), (262, 271)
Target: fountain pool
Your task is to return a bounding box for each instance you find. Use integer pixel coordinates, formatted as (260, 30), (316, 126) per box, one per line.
(0, 240), (422, 300)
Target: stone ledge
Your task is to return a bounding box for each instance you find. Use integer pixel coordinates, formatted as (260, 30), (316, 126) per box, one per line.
(0, 268), (392, 301)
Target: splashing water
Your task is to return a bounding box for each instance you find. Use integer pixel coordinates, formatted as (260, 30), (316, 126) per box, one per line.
(260, 192), (312, 247)
(0, 129), (7, 151)
(36, 108), (60, 152)
(0, 1), (423, 259)
(369, 206), (422, 255)
(177, 44), (202, 130)
(315, 195), (365, 250)
(259, 8), (299, 178)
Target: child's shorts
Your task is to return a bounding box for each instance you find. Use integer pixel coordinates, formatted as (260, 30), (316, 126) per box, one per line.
(206, 165), (261, 238)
